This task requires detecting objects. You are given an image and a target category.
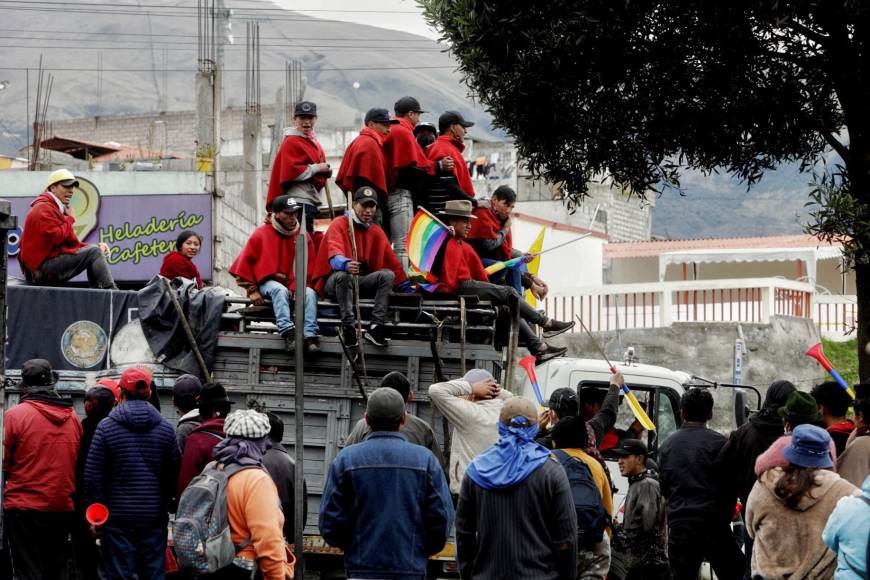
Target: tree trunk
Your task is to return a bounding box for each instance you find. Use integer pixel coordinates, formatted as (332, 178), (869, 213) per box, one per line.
(856, 254), (870, 383)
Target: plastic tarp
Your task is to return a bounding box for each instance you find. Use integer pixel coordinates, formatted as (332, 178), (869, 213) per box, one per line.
(657, 247), (843, 282)
(138, 277), (225, 380)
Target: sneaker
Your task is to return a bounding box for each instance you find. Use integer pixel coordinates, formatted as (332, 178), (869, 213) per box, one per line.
(542, 318), (575, 338)
(535, 344), (567, 364)
(341, 325), (359, 349)
(364, 324), (389, 347)
(304, 336), (321, 355)
(281, 329), (296, 352)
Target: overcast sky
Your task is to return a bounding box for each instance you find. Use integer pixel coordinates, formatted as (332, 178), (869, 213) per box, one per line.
(273, 0), (440, 40)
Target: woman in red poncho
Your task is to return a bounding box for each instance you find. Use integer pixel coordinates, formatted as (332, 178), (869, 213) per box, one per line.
(160, 230), (203, 289)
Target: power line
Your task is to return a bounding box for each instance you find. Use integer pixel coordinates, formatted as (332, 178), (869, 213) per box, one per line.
(0, 0), (420, 13)
(0, 65), (456, 72)
(0, 43), (445, 52)
(0, 28), (438, 42)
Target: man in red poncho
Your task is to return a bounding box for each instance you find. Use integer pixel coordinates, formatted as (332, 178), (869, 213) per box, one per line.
(468, 185), (549, 298)
(427, 111), (476, 200)
(436, 199), (573, 364)
(19, 169), (117, 289)
(335, 108), (397, 211)
(229, 195), (321, 354)
(312, 186), (412, 349)
(382, 96), (455, 269)
(267, 101), (332, 233)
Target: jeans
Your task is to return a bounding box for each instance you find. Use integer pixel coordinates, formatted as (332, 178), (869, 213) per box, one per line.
(324, 269), (395, 327)
(668, 521), (743, 580)
(457, 280), (546, 351)
(30, 245), (117, 288)
(259, 281), (319, 338)
(387, 189), (413, 270)
(99, 524), (167, 580)
(5, 509), (73, 580)
(482, 257), (524, 295)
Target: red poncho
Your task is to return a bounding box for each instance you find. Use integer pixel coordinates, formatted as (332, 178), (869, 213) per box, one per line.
(311, 215), (407, 295)
(335, 127), (388, 197)
(427, 135), (475, 198)
(382, 116), (434, 191)
(228, 224), (315, 293)
(160, 251), (203, 289)
(19, 192), (87, 273)
(437, 237), (489, 295)
(266, 132), (327, 209)
(468, 206), (512, 261)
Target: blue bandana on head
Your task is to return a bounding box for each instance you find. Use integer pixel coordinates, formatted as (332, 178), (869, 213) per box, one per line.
(465, 419), (550, 490)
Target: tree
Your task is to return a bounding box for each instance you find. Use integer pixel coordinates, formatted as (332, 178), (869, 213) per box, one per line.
(420, 0), (870, 379)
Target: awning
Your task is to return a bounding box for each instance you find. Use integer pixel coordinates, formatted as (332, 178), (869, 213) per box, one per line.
(658, 247), (843, 282)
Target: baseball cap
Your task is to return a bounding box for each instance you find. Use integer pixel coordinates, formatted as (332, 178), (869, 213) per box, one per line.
(45, 168), (79, 190)
(499, 397), (538, 427)
(353, 186), (379, 206)
(119, 367), (153, 395)
(271, 195), (302, 214)
(172, 374), (202, 399)
(394, 96), (428, 115)
(413, 121), (437, 136)
(613, 438), (648, 457)
(224, 409), (271, 439)
(294, 101), (317, 117)
(95, 378), (121, 402)
(366, 387), (406, 422)
(364, 108), (399, 125)
(20, 358), (59, 388)
(548, 387), (579, 418)
(438, 110), (474, 133)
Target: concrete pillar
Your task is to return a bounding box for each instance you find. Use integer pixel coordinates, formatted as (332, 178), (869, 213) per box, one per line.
(243, 110), (262, 210)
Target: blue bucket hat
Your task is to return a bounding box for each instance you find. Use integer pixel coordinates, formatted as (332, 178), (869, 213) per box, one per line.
(783, 424), (833, 469)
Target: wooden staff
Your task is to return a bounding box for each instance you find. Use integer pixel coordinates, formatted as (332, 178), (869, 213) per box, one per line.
(346, 193), (369, 381)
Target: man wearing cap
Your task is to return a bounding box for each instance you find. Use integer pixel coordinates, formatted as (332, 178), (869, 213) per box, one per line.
(3, 358), (82, 580)
(427, 111), (477, 199)
(267, 101), (332, 233)
(457, 397), (578, 580)
(414, 121), (437, 150)
(172, 373), (203, 452)
(320, 387), (453, 580)
(19, 168), (117, 288)
(230, 194), (321, 354)
(311, 186), (410, 348)
(614, 439), (669, 580)
(336, 108), (397, 206)
(85, 367), (180, 579)
(176, 382), (235, 496)
(437, 199), (573, 363)
(382, 96), (455, 268)
(345, 371), (446, 469)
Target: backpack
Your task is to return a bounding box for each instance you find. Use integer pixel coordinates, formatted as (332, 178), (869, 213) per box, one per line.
(552, 449), (612, 548)
(172, 461), (258, 574)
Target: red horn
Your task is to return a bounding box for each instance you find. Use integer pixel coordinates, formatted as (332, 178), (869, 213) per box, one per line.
(805, 343), (833, 372)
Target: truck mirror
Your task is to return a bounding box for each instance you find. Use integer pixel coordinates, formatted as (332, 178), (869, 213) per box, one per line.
(734, 389), (748, 427)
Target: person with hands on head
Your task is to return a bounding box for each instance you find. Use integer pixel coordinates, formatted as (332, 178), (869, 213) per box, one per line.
(311, 186), (411, 349)
(267, 101), (331, 233)
(160, 230), (204, 289)
(19, 168), (117, 289)
(230, 195), (321, 354)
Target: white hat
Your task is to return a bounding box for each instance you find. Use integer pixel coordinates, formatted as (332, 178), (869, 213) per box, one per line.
(224, 409), (271, 439)
(45, 168), (79, 190)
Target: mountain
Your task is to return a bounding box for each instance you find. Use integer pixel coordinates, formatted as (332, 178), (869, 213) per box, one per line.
(0, 0), (497, 156)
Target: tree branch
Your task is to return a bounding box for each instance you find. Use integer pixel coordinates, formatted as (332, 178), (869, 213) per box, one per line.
(785, 18), (829, 47)
(823, 131), (850, 162)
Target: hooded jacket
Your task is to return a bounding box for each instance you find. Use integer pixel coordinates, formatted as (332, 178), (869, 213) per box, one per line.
(84, 399), (180, 526)
(746, 467), (858, 579)
(19, 192), (87, 273)
(823, 473), (870, 580)
(3, 395), (82, 511)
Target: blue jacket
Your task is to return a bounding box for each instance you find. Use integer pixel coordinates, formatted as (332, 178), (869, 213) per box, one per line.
(84, 399), (180, 527)
(823, 473), (870, 580)
(319, 431), (453, 579)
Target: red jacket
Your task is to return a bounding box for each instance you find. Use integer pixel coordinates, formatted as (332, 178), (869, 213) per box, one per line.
(437, 237), (489, 294)
(228, 224), (315, 296)
(336, 127), (389, 197)
(3, 398), (82, 511)
(176, 417), (225, 497)
(267, 132), (328, 209)
(19, 192), (87, 273)
(427, 135), (475, 198)
(160, 251), (203, 289)
(383, 116), (434, 191)
(311, 215), (407, 295)
(468, 206), (512, 261)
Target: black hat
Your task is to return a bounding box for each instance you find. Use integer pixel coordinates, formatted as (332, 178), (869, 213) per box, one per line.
(613, 438), (648, 457)
(173, 374), (202, 399)
(413, 121), (437, 136)
(394, 96), (428, 115)
(20, 358), (59, 388)
(272, 195), (302, 214)
(438, 110), (474, 133)
(199, 382), (234, 407)
(440, 199), (476, 219)
(548, 387), (579, 418)
(294, 101), (317, 117)
(353, 186), (379, 206)
(364, 108), (399, 125)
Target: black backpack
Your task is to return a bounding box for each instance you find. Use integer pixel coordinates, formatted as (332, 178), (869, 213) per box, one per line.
(552, 449), (612, 548)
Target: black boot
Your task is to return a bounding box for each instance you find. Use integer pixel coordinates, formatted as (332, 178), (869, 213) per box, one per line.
(281, 329), (296, 352)
(341, 324), (359, 349)
(304, 336), (321, 355)
(542, 318), (575, 338)
(535, 343), (567, 364)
